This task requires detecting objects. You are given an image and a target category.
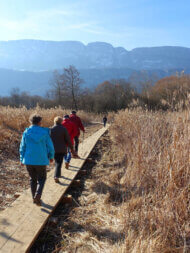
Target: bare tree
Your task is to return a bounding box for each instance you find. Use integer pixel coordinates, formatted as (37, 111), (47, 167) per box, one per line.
(62, 65), (83, 110)
(50, 66), (83, 109)
(10, 87), (21, 106)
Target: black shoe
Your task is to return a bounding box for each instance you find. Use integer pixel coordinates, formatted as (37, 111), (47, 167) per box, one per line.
(65, 162), (69, 169)
(54, 178), (60, 183)
(33, 194), (42, 206)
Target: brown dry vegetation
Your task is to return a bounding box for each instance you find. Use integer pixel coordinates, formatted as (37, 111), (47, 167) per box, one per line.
(39, 108), (189, 253)
(143, 75), (190, 110)
(111, 109), (190, 252)
(0, 106), (103, 156)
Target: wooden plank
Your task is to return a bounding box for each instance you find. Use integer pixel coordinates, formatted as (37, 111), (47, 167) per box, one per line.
(0, 126), (108, 253)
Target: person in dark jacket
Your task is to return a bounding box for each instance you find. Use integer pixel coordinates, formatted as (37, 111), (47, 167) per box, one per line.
(103, 116), (107, 127)
(69, 111), (85, 156)
(20, 114), (55, 206)
(50, 116), (75, 183)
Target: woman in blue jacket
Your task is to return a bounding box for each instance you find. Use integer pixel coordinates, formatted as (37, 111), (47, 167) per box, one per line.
(20, 114), (55, 206)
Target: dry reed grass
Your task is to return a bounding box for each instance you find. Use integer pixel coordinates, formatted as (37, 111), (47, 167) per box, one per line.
(0, 106), (102, 156)
(111, 108), (190, 252)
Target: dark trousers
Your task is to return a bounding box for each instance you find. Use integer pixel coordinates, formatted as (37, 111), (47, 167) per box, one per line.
(54, 153), (65, 178)
(26, 165), (47, 198)
(103, 121), (107, 127)
(74, 136), (79, 152)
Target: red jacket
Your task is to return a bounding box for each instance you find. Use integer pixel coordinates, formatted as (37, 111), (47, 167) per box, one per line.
(69, 114), (85, 137)
(62, 119), (78, 145)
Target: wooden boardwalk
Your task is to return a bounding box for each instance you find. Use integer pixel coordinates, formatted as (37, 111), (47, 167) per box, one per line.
(0, 126), (108, 253)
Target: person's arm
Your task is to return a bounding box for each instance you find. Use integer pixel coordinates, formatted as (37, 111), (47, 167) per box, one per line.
(46, 133), (55, 160)
(78, 117), (85, 132)
(19, 132), (26, 164)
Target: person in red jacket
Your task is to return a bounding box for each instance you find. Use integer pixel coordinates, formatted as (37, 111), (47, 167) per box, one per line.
(69, 111), (85, 155)
(62, 115), (78, 168)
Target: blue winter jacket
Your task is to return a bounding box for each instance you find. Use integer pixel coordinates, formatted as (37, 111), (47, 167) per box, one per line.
(19, 125), (55, 165)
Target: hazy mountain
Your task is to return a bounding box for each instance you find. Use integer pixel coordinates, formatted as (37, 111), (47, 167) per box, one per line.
(0, 68), (52, 96)
(0, 40), (190, 96)
(0, 40), (190, 71)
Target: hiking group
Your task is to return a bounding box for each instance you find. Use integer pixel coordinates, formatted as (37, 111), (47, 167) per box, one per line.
(19, 111), (85, 206)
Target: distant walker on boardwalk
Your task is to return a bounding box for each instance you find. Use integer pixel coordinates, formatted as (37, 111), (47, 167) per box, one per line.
(103, 115), (107, 127)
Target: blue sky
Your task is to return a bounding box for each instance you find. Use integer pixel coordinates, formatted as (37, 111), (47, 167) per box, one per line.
(0, 0), (189, 50)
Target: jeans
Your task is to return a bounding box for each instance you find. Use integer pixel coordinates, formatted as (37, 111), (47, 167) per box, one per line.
(103, 121), (107, 127)
(64, 148), (71, 163)
(54, 153), (65, 178)
(74, 136), (79, 152)
(26, 165), (47, 198)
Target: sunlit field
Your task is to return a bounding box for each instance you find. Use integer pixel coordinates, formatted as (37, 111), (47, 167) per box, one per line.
(0, 104), (189, 252)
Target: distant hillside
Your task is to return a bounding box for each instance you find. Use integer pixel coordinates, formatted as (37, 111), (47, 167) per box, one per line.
(0, 69), (52, 96)
(0, 40), (190, 96)
(0, 40), (190, 71)
(0, 68), (189, 96)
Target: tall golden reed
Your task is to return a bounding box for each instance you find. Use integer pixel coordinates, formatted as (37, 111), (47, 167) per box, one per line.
(111, 108), (189, 252)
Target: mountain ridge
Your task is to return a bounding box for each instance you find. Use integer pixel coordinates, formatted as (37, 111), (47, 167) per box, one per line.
(0, 40), (190, 96)
(0, 40), (190, 71)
